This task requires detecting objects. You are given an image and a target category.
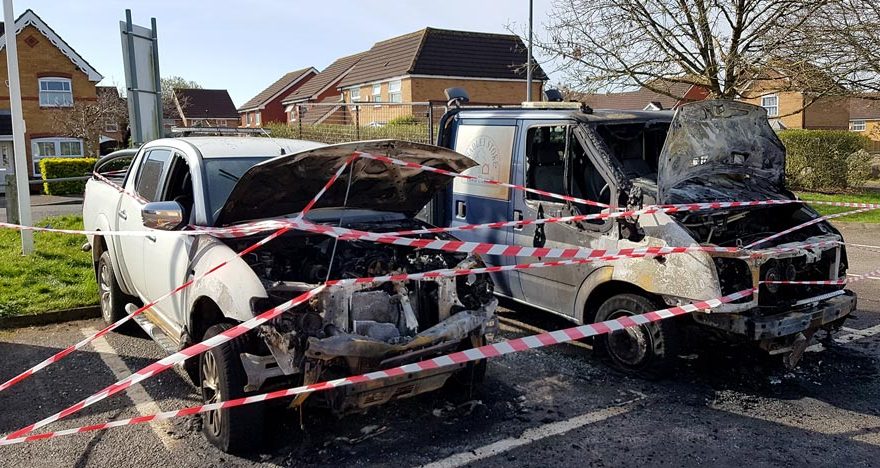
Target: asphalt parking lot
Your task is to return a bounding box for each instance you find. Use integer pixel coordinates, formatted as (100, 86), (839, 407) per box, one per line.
(0, 222), (878, 467)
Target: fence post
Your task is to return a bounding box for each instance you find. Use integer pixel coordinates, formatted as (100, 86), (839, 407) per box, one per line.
(427, 104), (434, 145)
(355, 105), (360, 140)
(5, 173), (19, 224)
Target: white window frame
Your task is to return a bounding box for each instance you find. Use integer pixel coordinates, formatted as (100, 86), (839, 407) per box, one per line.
(38, 77), (73, 107)
(30, 137), (84, 176)
(761, 94), (779, 117)
(104, 122), (119, 133)
(850, 119), (867, 131)
(388, 80), (402, 103)
(255, 112), (261, 126)
(350, 87), (361, 103)
(372, 84), (381, 104)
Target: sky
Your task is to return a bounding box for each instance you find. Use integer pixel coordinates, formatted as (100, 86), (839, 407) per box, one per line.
(15, 0), (556, 106)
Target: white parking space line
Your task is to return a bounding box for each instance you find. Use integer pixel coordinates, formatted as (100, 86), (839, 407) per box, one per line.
(81, 327), (179, 451)
(498, 316), (592, 351)
(419, 392), (646, 468)
(806, 324), (880, 352)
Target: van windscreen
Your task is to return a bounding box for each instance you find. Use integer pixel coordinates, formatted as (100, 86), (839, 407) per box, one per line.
(594, 122), (669, 180)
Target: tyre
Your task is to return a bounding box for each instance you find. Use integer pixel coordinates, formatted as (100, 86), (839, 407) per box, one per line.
(200, 323), (265, 454)
(97, 251), (136, 325)
(593, 293), (680, 378)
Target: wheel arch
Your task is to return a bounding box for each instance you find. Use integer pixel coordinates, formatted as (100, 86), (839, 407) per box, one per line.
(189, 296), (231, 344)
(574, 266), (665, 324)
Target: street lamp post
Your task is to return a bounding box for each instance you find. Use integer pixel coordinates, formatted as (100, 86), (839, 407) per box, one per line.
(4, 0), (33, 255)
(526, 0), (534, 101)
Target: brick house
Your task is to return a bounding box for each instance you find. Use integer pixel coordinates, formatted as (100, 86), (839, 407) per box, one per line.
(238, 67), (317, 127)
(848, 95), (880, 152)
(97, 85), (127, 153)
(336, 28), (546, 125)
(0, 9), (103, 183)
(171, 88), (239, 129)
(577, 80), (711, 110)
(739, 72), (849, 130)
(280, 52), (366, 125)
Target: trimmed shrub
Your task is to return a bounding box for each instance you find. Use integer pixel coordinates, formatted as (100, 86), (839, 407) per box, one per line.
(39, 157), (97, 195)
(779, 129), (871, 191)
(263, 122), (430, 145)
(386, 115), (423, 126)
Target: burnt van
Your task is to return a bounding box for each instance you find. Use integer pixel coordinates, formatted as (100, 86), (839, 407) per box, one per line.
(434, 92), (856, 375)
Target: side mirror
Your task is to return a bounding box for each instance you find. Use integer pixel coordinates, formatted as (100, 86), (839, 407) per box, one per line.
(142, 201), (184, 230)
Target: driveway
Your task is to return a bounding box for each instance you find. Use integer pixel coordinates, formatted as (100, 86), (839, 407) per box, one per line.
(0, 222), (878, 467)
(0, 194), (84, 223)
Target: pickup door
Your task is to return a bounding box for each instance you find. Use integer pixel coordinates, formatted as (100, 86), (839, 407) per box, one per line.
(115, 148), (174, 298)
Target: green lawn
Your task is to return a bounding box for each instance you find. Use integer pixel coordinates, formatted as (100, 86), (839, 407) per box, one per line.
(796, 191), (880, 223)
(0, 215), (98, 317)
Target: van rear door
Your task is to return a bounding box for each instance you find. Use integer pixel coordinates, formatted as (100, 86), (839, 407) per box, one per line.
(447, 117), (522, 298)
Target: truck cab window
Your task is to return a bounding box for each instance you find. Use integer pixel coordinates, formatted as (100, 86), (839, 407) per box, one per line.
(570, 130), (610, 217)
(162, 155), (194, 223)
(135, 149), (172, 202)
(525, 125), (566, 202)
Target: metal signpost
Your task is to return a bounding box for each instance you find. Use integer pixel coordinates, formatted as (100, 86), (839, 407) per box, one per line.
(3, 0), (33, 254)
(120, 9), (162, 145)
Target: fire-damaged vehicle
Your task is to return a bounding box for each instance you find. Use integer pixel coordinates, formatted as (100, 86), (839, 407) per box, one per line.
(83, 138), (497, 453)
(438, 94), (855, 376)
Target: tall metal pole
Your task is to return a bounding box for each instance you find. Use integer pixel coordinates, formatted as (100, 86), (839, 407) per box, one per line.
(526, 0), (534, 101)
(4, 0), (33, 254)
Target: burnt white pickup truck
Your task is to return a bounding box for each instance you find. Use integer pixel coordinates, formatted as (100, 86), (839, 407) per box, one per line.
(82, 137), (497, 453)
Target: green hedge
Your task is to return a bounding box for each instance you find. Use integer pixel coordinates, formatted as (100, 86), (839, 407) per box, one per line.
(779, 130), (872, 191)
(264, 122), (431, 145)
(39, 157), (97, 195)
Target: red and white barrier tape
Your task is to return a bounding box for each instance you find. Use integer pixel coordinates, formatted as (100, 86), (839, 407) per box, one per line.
(0, 287), (755, 446)
(92, 171), (148, 205)
(745, 206), (880, 249)
(762, 266), (880, 285)
(357, 152), (609, 208)
(0, 157), (359, 394)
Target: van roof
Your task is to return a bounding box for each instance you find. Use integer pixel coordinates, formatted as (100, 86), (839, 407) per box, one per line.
(452, 107), (674, 123)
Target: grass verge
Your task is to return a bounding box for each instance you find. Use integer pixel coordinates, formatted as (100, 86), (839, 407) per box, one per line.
(796, 191), (880, 223)
(0, 215), (97, 317)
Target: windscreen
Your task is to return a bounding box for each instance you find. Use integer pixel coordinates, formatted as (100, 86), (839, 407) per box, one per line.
(204, 157), (271, 220)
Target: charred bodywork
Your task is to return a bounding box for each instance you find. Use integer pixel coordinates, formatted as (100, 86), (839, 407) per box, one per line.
(214, 142), (498, 414)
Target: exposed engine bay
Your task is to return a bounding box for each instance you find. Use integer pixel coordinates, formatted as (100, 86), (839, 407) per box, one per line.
(222, 212), (497, 413)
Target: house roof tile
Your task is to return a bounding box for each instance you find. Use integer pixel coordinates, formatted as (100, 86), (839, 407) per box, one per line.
(338, 27), (547, 88)
(237, 67), (316, 111)
(174, 88), (239, 119)
(849, 94), (880, 120)
(282, 52), (367, 104)
(578, 81), (699, 110)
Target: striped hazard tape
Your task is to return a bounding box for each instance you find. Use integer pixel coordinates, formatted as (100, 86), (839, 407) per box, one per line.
(0, 287), (756, 446)
(0, 156), (359, 394)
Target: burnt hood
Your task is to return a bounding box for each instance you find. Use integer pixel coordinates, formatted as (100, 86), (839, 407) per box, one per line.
(657, 101), (786, 204)
(214, 140), (475, 226)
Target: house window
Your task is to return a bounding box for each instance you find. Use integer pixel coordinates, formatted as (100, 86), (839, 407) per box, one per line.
(350, 88), (361, 102)
(31, 137), (83, 176)
(38, 77), (73, 107)
(372, 84), (381, 103)
(105, 123), (119, 133)
(255, 113), (261, 126)
(850, 120), (867, 131)
(388, 80), (402, 103)
(761, 94), (779, 117)
(247, 113), (252, 126)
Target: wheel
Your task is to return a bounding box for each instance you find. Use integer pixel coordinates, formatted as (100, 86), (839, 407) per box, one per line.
(97, 251), (136, 324)
(200, 323), (265, 454)
(447, 334), (488, 392)
(593, 293), (680, 378)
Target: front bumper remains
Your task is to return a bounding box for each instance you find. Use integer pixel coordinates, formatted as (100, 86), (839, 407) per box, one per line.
(692, 290), (856, 340)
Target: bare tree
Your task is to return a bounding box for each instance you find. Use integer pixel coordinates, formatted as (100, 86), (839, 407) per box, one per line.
(161, 76), (201, 119)
(50, 88), (128, 156)
(536, 0), (879, 103)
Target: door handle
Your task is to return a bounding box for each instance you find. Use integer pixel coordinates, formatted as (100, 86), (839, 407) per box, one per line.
(146, 234), (156, 242)
(513, 210), (524, 230)
(118, 210), (127, 220)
